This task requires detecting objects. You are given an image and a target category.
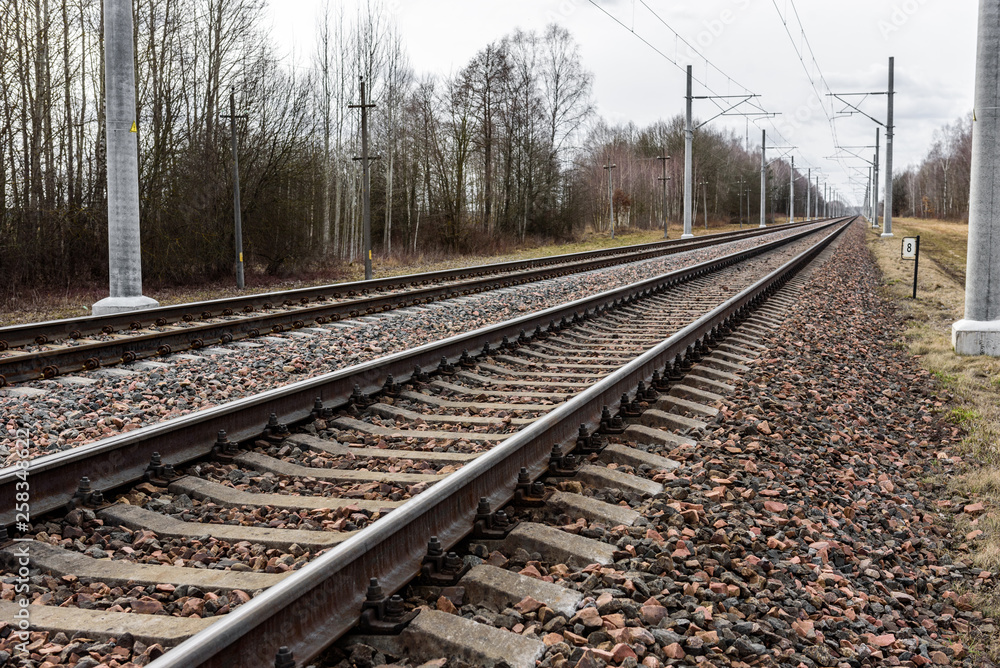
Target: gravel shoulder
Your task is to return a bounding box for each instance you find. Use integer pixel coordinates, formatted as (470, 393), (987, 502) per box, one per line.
(655, 220), (999, 666)
(324, 220), (1000, 668)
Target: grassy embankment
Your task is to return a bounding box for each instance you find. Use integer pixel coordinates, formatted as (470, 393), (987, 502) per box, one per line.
(867, 216), (1000, 626)
(0, 219), (758, 327)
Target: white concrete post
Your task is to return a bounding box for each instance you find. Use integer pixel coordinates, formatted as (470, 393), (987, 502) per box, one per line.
(806, 168), (811, 222)
(92, 0), (158, 316)
(882, 57), (895, 237)
(814, 175), (819, 218)
(874, 127), (880, 230)
(789, 156), (795, 224)
(953, 0), (1000, 356)
(759, 129), (766, 228)
(682, 66), (694, 239)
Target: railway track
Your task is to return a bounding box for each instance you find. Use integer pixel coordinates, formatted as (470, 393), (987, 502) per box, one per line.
(0, 221), (822, 387)
(0, 218), (851, 668)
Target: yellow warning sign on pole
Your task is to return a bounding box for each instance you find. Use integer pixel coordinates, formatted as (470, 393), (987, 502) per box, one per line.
(130, 121), (137, 133)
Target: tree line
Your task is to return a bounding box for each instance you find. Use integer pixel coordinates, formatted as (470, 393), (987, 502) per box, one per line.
(0, 0), (829, 304)
(891, 114), (972, 221)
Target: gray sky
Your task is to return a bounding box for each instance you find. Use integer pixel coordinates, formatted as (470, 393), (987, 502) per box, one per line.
(266, 0), (978, 207)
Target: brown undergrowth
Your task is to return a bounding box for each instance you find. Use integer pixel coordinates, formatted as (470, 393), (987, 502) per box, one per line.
(0, 222), (747, 328)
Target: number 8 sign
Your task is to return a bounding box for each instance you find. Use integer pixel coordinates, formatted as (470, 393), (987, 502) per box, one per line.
(901, 236), (920, 299)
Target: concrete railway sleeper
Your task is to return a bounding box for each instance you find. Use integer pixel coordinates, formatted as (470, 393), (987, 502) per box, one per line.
(0, 220), (851, 667)
(0, 220), (836, 387)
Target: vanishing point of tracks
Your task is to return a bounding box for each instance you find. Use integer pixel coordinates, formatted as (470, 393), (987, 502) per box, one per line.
(0, 222), (817, 387)
(0, 218), (852, 668)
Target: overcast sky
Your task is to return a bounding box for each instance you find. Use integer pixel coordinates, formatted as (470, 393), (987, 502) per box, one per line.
(266, 0), (979, 206)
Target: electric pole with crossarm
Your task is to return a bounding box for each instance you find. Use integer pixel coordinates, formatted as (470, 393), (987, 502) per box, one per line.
(604, 159), (617, 239)
(657, 154), (671, 238)
(351, 77), (379, 280)
(222, 89), (248, 289)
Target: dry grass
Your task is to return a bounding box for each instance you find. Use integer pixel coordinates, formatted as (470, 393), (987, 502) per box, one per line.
(0, 220), (748, 328)
(867, 217), (1000, 572)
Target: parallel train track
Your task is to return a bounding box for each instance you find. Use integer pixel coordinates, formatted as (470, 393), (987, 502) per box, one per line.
(0, 221), (818, 387)
(0, 218), (853, 668)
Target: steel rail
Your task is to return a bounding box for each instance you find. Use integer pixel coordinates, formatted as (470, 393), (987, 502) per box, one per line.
(0, 220), (822, 386)
(0, 218), (848, 528)
(0, 220), (818, 355)
(148, 218), (854, 668)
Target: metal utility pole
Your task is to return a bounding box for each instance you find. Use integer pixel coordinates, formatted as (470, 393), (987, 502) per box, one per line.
(683, 66), (694, 239)
(701, 181), (709, 229)
(351, 77), (377, 280)
(657, 154), (671, 238)
(222, 89), (248, 289)
(824, 183), (828, 217)
(92, 0), (158, 316)
(789, 156), (795, 224)
(883, 56), (895, 237)
(954, 0), (1000, 356)
(604, 159), (617, 239)
(760, 129), (767, 228)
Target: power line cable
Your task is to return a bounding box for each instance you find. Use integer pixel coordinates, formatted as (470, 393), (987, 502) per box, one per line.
(771, 0), (856, 199)
(637, 0), (823, 173)
(588, 0), (831, 188)
(586, 0), (761, 119)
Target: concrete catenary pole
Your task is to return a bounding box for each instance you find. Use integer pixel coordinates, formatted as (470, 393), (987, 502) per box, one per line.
(806, 168), (811, 222)
(737, 178), (743, 227)
(867, 166), (873, 223)
(953, 0), (1000, 356)
(814, 175), (819, 218)
(874, 127), (881, 230)
(759, 129), (766, 228)
(882, 57), (895, 237)
(682, 66), (694, 238)
(871, 162), (877, 227)
(789, 156), (795, 224)
(92, 0), (158, 316)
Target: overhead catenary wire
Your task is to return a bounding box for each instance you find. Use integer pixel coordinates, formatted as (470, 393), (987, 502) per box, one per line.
(770, 0), (857, 200)
(636, 0), (817, 170)
(588, 0), (830, 195)
(586, 0), (768, 121)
